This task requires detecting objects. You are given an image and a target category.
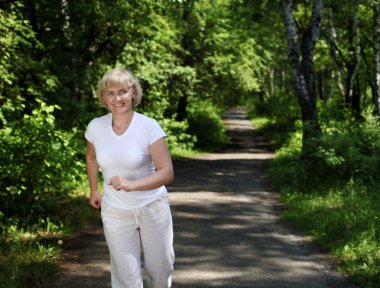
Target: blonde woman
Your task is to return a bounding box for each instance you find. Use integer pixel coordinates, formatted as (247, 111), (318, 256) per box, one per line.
(85, 67), (175, 288)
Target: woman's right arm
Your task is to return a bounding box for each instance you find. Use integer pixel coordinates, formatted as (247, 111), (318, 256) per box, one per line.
(86, 141), (102, 209)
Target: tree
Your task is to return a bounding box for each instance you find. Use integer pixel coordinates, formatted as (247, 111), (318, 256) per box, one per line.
(283, 0), (323, 155)
(373, 0), (380, 116)
(17, 0), (153, 127)
(327, 1), (362, 118)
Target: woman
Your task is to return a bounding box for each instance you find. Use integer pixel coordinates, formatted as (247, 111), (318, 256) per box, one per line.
(85, 67), (175, 288)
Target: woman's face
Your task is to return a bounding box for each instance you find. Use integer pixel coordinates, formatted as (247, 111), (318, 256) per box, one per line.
(103, 86), (134, 114)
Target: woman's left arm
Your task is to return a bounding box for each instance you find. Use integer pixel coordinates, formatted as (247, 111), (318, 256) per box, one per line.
(109, 137), (174, 191)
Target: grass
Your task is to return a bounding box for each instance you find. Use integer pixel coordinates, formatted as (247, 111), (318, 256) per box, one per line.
(251, 115), (380, 288)
(280, 183), (380, 288)
(170, 146), (202, 159)
(0, 188), (98, 288)
(0, 239), (60, 288)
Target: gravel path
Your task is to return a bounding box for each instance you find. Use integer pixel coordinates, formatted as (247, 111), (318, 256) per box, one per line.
(50, 107), (356, 288)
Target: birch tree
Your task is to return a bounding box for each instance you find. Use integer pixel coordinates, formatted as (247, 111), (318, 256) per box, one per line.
(327, 1), (361, 116)
(283, 0), (323, 155)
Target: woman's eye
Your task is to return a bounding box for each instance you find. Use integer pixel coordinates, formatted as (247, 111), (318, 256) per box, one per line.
(106, 92), (113, 97)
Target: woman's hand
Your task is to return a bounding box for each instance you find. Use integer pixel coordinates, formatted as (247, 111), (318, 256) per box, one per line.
(109, 175), (134, 191)
(89, 190), (102, 209)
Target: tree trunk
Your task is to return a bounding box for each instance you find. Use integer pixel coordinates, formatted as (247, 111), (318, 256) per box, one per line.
(328, 1), (362, 117)
(344, 1), (361, 111)
(176, 0), (195, 121)
(283, 0), (322, 156)
(352, 76), (362, 120)
(327, 4), (345, 98)
(373, 1), (380, 116)
(318, 71), (324, 103)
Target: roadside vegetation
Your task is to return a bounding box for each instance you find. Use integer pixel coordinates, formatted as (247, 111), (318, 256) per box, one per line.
(1, 1), (379, 287)
(251, 106), (380, 288)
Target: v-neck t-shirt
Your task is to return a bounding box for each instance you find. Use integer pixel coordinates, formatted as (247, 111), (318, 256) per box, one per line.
(85, 112), (168, 210)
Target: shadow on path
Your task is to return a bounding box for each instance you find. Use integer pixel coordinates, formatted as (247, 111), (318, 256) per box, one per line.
(169, 108), (355, 288)
(50, 107), (356, 288)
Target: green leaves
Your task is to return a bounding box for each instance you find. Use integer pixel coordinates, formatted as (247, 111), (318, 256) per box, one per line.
(0, 101), (85, 224)
(186, 100), (228, 150)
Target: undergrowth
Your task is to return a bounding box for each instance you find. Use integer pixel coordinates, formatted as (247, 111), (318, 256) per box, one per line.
(0, 189), (98, 288)
(251, 112), (380, 288)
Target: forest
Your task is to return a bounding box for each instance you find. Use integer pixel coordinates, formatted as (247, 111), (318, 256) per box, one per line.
(0, 0), (379, 287)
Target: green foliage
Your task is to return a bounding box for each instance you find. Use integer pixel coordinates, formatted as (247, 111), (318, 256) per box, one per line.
(0, 2), (55, 123)
(0, 193), (98, 288)
(187, 0), (268, 107)
(0, 2), (32, 86)
(0, 218), (61, 288)
(0, 101), (85, 227)
(312, 117), (380, 184)
(280, 182), (380, 288)
(249, 94), (301, 148)
(186, 101), (228, 150)
(116, 11), (200, 153)
(269, 115), (380, 189)
(3, 0), (379, 286)
(230, 38), (266, 93)
(261, 109), (380, 287)
(159, 117), (196, 152)
(0, 239), (60, 288)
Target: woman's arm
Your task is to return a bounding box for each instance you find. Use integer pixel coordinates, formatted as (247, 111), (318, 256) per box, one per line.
(109, 137), (174, 191)
(86, 141), (102, 209)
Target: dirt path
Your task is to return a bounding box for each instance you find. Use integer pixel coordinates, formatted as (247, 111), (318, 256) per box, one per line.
(50, 107), (355, 288)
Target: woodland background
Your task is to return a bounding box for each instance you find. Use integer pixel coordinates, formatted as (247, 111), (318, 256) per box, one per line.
(0, 0), (379, 287)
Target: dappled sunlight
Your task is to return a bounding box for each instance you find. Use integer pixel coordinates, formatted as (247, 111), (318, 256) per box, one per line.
(175, 231), (202, 239)
(3, 0), (370, 284)
(174, 270), (245, 282)
(196, 152), (274, 160)
(174, 210), (215, 220)
(50, 108), (355, 288)
(170, 191), (267, 205)
(168, 108), (354, 287)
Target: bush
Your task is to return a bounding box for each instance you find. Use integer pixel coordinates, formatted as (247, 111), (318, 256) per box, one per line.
(186, 101), (228, 151)
(249, 94), (301, 148)
(305, 117), (380, 186)
(0, 101), (85, 229)
(158, 117), (196, 152)
(269, 115), (380, 190)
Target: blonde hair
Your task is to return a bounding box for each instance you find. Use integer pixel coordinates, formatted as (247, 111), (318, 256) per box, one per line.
(96, 67), (143, 108)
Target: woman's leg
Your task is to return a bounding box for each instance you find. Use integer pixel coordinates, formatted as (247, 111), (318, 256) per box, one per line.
(139, 196), (175, 288)
(101, 202), (143, 288)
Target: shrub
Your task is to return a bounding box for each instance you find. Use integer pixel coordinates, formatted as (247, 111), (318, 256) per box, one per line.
(270, 115), (380, 191)
(0, 101), (85, 229)
(308, 117), (380, 185)
(186, 101), (228, 151)
(158, 117), (196, 152)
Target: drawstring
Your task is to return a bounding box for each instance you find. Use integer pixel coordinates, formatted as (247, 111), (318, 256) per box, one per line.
(133, 209), (142, 224)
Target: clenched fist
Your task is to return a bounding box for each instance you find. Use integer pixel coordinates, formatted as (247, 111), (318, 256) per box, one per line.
(109, 175), (135, 192)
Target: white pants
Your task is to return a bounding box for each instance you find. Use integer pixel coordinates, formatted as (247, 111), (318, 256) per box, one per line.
(101, 195), (175, 288)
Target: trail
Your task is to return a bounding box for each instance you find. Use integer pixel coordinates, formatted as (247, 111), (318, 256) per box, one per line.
(50, 107), (355, 288)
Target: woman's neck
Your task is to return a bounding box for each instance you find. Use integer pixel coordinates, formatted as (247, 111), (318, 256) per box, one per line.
(112, 111), (134, 133)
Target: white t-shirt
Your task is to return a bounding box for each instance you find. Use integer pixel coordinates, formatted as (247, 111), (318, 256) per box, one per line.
(85, 112), (168, 210)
